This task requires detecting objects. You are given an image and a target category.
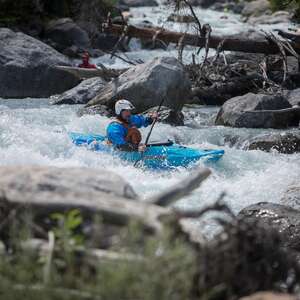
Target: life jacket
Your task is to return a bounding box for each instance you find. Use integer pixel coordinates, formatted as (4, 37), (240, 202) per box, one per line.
(108, 118), (142, 146)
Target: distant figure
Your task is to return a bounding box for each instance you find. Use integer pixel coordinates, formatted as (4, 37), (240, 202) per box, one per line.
(78, 52), (97, 69)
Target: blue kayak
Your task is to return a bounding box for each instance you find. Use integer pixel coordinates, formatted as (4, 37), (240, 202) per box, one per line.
(69, 132), (224, 169)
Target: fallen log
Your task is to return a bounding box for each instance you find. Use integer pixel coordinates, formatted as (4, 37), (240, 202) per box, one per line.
(104, 24), (300, 56)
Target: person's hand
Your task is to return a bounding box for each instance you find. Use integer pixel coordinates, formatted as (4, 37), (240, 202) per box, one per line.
(150, 112), (158, 120)
(138, 144), (146, 152)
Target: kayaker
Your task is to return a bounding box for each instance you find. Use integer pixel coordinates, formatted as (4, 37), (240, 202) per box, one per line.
(106, 99), (157, 152)
(78, 52), (97, 69)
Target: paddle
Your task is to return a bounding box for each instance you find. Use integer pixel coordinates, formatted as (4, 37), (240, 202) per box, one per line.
(134, 98), (165, 167)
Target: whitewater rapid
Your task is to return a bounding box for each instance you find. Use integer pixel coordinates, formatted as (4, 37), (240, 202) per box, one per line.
(1, 99), (299, 219)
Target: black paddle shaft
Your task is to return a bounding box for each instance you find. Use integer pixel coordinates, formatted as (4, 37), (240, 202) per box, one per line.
(134, 98), (165, 167)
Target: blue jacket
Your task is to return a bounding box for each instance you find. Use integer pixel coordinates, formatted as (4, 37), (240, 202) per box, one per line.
(106, 115), (153, 147)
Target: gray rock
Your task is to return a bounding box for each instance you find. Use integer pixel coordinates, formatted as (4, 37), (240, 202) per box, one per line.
(215, 93), (293, 128)
(51, 77), (106, 105)
(285, 88), (300, 107)
(0, 166), (138, 205)
(0, 28), (80, 98)
(280, 185), (300, 210)
(245, 132), (300, 154)
(242, 0), (270, 17)
(44, 18), (91, 52)
(118, 0), (158, 7)
(238, 202), (300, 252)
(85, 56), (191, 114)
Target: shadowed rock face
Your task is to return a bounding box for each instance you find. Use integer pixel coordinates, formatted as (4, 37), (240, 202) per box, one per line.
(0, 28), (79, 98)
(44, 18), (91, 52)
(238, 202), (300, 252)
(84, 56), (191, 114)
(245, 132), (300, 154)
(215, 93), (296, 129)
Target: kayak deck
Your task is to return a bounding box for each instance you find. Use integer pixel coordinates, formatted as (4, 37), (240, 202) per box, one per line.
(69, 132), (224, 169)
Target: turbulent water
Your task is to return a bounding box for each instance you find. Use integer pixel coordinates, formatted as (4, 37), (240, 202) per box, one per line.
(0, 6), (299, 233)
(1, 99), (299, 220)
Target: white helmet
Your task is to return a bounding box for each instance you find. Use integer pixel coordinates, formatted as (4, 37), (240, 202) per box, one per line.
(115, 99), (135, 115)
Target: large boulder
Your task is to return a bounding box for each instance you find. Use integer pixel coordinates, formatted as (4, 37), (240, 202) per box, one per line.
(84, 56), (191, 114)
(44, 18), (91, 52)
(215, 93), (295, 128)
(238, 202), (300, 252)
(248, 11), (292, 25)
(51, 77), (106, 105)
(245, 132), (300, 154)
(0, 28), (80, 98)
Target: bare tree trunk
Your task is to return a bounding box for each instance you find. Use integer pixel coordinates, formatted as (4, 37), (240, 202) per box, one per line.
(104, 24), (300, 56)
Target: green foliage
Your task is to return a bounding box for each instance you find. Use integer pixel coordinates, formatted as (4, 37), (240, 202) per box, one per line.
(0, 216), (196, 300)
(51, 209), (84, 251)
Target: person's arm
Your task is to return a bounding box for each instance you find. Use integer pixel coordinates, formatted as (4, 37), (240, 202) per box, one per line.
(106, 123), (137, 151)
(130, 115), (153, 128)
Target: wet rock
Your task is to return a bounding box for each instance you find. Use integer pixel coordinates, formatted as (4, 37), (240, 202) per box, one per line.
(143, 106), (185, 126)
(0, 166), (138, 205)
(248, 11), (292, 25)
(242, 0), (271, 17)
(245, 132), (300, 154)
(240, 292), (298, 300)
(238, 202), (300, 252)
(84, 56), (191, 114)
(51, 77), (107, 105)
(280, 184), (300, 210)
(118, 0), (158, 7)
(44, 18), (91, 52)
(0, 28), (80, 98)
(215, 93), (294, 128)
(285, 88), (300, 107)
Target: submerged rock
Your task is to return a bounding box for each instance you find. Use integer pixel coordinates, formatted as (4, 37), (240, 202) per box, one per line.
(84, 56), (191, 114)
(0, 166), (138, 204)
(0, 28), (80, 98)
(51, 77), (107, 105)
(238, 202), (300, 252)
(245, 132), (300, 154)
(215, 93), (295, 128)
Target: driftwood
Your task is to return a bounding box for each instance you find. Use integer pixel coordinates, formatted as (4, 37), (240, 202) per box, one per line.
(0, 167), (211, 237)
(55, 66), (125, 80)
(104, 24), (300, 56)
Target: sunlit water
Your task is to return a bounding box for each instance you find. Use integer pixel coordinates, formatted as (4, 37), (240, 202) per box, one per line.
(1, 99), (299, 221)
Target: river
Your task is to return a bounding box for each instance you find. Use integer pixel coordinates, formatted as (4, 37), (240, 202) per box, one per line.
(0, 5), (299, 233)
